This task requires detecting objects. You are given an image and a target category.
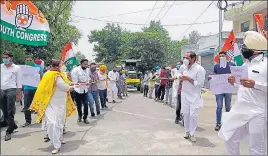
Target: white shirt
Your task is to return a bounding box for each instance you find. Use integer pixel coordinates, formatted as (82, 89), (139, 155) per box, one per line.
(97, 72), (107, 90)
(143, 74), (150, 85)
(171, 68), (178, 78)
(219, 54), (267, 141)
(1, 63), (22, 90)
(71, 66), (91, 94)
(108, 71), (118, 83)
(178, 63), (206, 106)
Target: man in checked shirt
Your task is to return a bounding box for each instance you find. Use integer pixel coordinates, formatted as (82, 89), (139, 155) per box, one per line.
(88, 63), (101, 117)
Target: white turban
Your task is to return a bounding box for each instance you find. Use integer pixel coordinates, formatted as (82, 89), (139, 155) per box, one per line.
(243, 31), (267, 51)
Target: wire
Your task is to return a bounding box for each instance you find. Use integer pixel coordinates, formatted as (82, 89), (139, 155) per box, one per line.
(178, 1), (214, 39)
(144, 1), (158, 25)
(159, 1), (176, 21)
(153, 1), (168, 21)
(72, 15), (219, 27)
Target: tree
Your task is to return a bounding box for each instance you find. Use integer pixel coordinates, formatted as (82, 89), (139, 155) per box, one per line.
(188, 30), (201, 45)
(75, 51), (86, 62)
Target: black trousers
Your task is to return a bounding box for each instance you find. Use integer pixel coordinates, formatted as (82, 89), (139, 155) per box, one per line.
(143, 85), (149, 96)
(176, 94), (182, 118)
(74, 92), (89, 120)
(157, 84), (166, 100)
(23, 89), (36, 123)
(0, 89), (17, 134)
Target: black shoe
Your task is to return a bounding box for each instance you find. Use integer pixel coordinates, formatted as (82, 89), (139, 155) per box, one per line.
(5, 133), (11, 141)
(77, 117), (82, 122)
(215, 125), (221, 131)
(106, 98), (108, 102)
(63, 128), (66, 134)
(104, 105), (108, 108)
(113, 100), (116, 103)
(22, 122), (31, 127)
(21, 108), (26, 112)
(83, 119), (90, 124)
(97, 112), (100, 115)
(91, 113), (95, 117)
(44, 134), (49, 140)
(175, 118), (179, 124)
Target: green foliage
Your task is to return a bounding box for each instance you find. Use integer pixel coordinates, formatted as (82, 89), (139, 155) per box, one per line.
(75, 51), (86, 62)
(188, 30), (201, 45)
(88, 21), (189, 72)
(1, 1), (82, 64)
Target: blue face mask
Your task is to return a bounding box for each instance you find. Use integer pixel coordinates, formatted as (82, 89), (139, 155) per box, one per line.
(2, 58), (10, 65)
(176, 65), (180, 70)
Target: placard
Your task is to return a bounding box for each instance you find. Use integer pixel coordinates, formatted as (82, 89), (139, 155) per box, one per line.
(19, 65), (40, 87)
(209, 74), (237, 94)
(230, 66), (248, 84)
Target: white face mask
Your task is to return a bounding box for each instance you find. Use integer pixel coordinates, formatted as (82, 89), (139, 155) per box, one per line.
(183, 59), (189, 66)
(60, 65), (67, 72)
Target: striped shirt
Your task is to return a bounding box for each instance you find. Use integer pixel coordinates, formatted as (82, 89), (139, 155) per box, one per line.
(89, 71), (99, 92)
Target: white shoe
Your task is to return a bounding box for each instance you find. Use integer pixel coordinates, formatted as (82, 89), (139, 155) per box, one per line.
(184, 132), (190, 139)
(190, 135), (196, 142)
(61, 140), (66, 144)
(52, 148), (60, 154)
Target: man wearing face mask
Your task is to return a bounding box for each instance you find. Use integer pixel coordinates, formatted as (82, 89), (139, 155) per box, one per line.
(179, 51), (206, 142)
(71, 59), (90, 124)
(209, 52), (235, 131)
(88, 63), (101, 117)
(218, 31), (267, 155)
(21, 55), (43, 127)
(108, 67), (119, 103)
(0, 51), (22, 141)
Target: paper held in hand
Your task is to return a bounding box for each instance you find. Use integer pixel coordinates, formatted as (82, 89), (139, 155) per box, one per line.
(209, 74), (237, 94)
(19, 65), (40, 87)
(230, 66), (248, 84)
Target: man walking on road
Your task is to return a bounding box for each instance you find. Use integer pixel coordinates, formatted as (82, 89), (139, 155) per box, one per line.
(98, 65), (108, 109)
(219, 31), (267, 155)
(157, 66), (167, 102)
(108, 67), (119, 103)
(143, 71), (150, 97)
(0, 51), (22, 141)
(88, 63), (101, 117)
(179, 51), (206, 142)
(71, 59), (90, 124)
(210, 51), (234, 131)
(22, 55), (43, 127)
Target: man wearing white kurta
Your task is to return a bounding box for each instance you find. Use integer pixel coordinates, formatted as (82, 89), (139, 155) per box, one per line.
(171, 64), (178, 105)
(218, 31), (267, 155)
(178, 52), (206, 142)
(108, 67), (119, 103)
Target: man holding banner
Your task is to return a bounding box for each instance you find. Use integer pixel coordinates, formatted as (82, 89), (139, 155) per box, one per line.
(218, 31), (267, 155)
(211, 52), (234, 131)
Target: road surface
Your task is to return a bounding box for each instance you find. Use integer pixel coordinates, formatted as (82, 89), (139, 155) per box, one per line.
(1, 92), (248, 155)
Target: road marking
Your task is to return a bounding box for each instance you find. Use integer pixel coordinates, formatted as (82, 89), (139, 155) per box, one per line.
(112, 109), (214, 127)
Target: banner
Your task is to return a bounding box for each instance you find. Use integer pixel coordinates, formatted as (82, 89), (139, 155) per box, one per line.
(254, 14), (268, 40)
(19, 65), (40, 87)
(61, 42), (78, 71)
(209, 74), (237, 94)
(0, 1), (50, 46)
(214, 30), (244, 66)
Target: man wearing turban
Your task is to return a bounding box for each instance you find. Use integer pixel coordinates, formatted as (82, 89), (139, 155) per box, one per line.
(98, 65), (108, 109)
(218, 31), (267, 155)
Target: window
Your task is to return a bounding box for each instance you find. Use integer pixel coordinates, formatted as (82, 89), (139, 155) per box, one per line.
(241, 21), (250, 32)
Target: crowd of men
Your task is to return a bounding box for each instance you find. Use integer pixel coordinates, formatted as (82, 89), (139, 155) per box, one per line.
(0, 31), (267, 155)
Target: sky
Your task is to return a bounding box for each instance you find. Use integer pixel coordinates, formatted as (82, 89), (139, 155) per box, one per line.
(70, 1), (235, 61)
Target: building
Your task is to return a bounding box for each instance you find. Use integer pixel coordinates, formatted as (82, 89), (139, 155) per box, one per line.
(224, 0), (267, 33)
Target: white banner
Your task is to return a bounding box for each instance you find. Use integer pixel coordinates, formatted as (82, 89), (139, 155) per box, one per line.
(209, 74), (237, 94)
(19, 65), (40, 87)
(230, 66), (248, 84)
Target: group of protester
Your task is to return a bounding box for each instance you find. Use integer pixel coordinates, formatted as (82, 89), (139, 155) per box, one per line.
(0, 54), (127, 154)
(141, 31), (267, 155)
(0, 31), (267, 155)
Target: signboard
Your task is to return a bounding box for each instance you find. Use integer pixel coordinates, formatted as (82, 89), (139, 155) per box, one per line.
(209, 74), (237, 94)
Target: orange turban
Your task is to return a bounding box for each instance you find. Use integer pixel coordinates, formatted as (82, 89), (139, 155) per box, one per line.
(99, 65), (107, 71)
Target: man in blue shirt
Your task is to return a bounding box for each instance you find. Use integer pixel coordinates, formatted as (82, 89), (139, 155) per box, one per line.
(22, 55), (43, 127)
(211, 51), (234, 131)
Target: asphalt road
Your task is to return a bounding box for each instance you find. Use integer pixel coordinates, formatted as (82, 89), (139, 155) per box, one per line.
(1, 92), (248, 155)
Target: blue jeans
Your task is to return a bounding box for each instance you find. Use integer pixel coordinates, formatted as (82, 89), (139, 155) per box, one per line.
(88, 90), (100, 114)
(216, 93), (232, 125)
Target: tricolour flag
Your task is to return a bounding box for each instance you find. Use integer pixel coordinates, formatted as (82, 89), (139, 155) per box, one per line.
(61, 42), (78, 71)
(254, 14), (268, 40)
(0, 1), (50, 46)
(214, 30), (244, 66)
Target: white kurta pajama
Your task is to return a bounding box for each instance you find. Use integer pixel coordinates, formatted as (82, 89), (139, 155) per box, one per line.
(108, 71), (119, 101)
(171, 68), (178, 105)
(43, 76), (71, 149)
(179, 63), (206, 136)
(218, 55), (267, 155)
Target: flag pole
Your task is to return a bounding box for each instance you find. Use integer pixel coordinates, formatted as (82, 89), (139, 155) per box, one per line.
(219, 0), (223, 52)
